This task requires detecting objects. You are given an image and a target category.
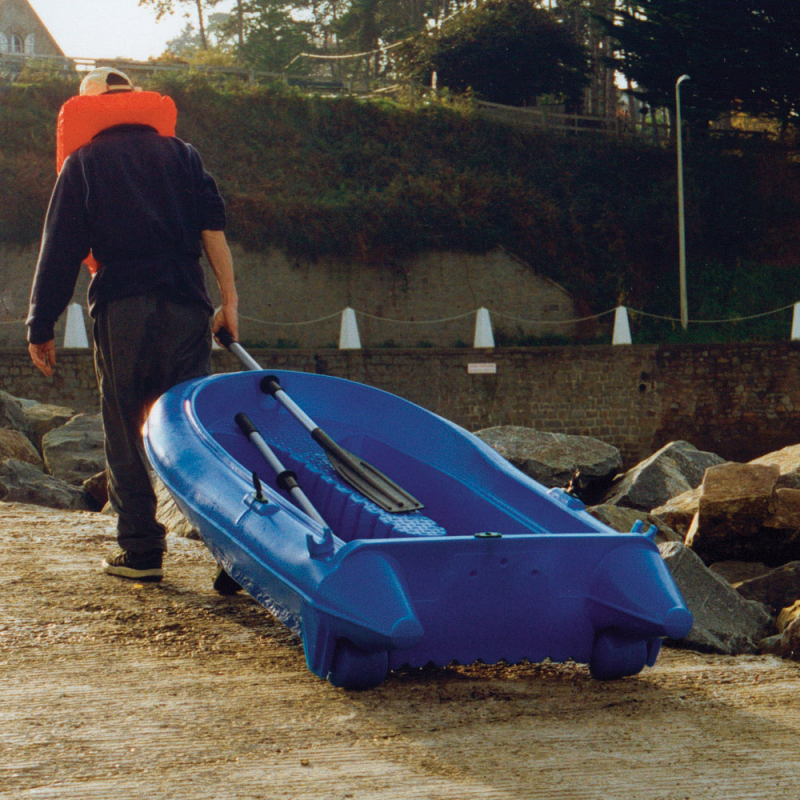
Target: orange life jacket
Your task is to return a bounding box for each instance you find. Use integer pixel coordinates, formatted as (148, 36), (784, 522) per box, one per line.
(55, 91), (178, 274)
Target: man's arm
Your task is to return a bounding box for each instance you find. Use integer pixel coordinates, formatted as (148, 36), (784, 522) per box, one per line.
(201, 229), (239, 341)
(27, 155), (90, 377)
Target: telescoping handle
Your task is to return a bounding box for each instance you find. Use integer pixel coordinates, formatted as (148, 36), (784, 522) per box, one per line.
(216, 327), (261, 371)
(217, 327), (424, 514)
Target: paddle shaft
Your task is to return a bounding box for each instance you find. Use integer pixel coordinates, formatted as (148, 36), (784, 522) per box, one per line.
(217, 327), (424, 513)
(235, 412), (327, 528)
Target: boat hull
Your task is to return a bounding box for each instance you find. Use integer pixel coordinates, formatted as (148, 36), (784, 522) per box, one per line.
(144, 370), (692, 689)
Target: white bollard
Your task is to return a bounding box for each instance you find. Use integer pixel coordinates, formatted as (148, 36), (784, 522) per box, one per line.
(792, 302), (800, 340)
(612, 306), (632, 345)
(63, 303), (89, 348)
(339, 307), (362, 349)
(473, 307), (495, 348)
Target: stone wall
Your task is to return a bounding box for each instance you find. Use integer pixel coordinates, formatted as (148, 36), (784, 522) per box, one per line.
(4, 341), (800, 468)
(0, 244), (578, 348)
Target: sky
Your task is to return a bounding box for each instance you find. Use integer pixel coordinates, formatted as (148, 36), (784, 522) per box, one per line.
(28, 0), (236, 61)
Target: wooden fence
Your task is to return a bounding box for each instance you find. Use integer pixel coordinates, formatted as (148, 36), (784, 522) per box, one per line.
(475, 100), (673, 141)
(2, 52), (677, 141)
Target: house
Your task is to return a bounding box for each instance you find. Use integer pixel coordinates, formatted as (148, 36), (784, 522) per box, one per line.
(0, 0), (64, 58)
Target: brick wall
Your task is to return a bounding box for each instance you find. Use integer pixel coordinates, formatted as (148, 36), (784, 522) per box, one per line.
(4, 341), (800, 467)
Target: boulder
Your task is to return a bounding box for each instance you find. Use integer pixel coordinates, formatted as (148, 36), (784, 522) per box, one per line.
(708, 561), (770, 584)
(82, 470), (108, 510)
(750, 443), (800, 477)
(0, 389), (32, 437)
(650, 486), (702, 537)
(602, 441), (726, 512)
(777, 600), (800, 633)
(474, 426), (622, 495)
(0, 429), (43, 469)
(155, 477), (201, 540)
(762, 611), (800, 660)
(734, 561), (800, 614)
(659, 541), (774, 654)
(0, 458), (91, 510)
(24, 403), (76, 453)
(42, 413), (105, 486)
(685, 462), (800, 565)
(586, 503), (681, 545)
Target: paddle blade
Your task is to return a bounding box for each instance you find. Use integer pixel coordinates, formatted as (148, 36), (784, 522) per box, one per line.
(313, 429), (424, 514)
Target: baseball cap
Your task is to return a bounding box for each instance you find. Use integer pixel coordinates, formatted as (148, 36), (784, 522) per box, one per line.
(79, 67), (135, 97)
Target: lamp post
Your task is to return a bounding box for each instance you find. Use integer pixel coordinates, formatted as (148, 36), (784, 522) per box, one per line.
(676, 74), (690, 330)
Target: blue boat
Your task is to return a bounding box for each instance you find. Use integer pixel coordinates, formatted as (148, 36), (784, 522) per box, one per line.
(144, 365), (692, 689)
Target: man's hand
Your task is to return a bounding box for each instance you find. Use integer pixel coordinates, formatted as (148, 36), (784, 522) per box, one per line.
(212, 303), (239, 344)
(29, 340), (56, 377)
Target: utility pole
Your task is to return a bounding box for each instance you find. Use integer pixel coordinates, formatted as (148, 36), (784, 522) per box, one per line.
(676, 74), (690, 330)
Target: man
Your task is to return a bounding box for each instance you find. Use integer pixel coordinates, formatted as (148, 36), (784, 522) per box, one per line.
(27, 67), (238, 583)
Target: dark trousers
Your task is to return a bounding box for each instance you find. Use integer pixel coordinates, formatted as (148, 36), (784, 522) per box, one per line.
(93, 293), (211, 554)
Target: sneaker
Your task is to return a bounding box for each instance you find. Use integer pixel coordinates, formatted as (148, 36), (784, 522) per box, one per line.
(102, 548), (163, 582)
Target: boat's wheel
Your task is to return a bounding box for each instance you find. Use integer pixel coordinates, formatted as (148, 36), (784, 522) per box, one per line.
(327, 639), (389, 690)
(589, 630), (649, 680)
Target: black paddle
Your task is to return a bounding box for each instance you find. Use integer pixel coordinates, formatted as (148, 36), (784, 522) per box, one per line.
(216, 328), (424, 514)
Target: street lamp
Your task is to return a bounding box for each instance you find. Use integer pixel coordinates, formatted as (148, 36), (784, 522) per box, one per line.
(676, 74), (690, 330)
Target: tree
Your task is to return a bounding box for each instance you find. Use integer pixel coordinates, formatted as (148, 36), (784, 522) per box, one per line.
(603, 0), (800, 135)
(162, 18), (239, 63)
(545, 0), (619, 117)
(139, 0), (222, 50)
(398, 0), (591, 108)
(236, 0), (315, 72)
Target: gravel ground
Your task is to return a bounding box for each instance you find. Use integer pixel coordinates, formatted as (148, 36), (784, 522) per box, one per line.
(3, 501), (800, 800)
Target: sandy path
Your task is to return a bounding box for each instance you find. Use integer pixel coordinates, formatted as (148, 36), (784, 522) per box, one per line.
(2, 501), (800, 800)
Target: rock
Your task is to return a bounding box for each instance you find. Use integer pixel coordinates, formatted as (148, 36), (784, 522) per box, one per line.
(0, 429), (43, 469)
(777, 600), (800, 633)
(0, 389), (32, 437)
(42, 414), (105, 486)
(155, 477), (201, 540)
(763, 611), (800, 660)
(708, 561), (770, 584)
(602, 441), (726, 512)
(650, 486), (702, 537)
(13, 396), (41, 410)
(0, 458), (91, 510)
(23, 403), (76, 453)
(659, 541), (774, 654)
(474, 426), (622, 496)
(586, 503), (681, 545)
(82, 470), (108, 510)
(764, 487), (800, 529)
(685, 462), (800, 565)
(750, 443), (800, 477)
(734, 561), (800, 614)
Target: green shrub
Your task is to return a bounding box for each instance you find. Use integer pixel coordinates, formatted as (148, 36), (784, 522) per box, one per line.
(3, 75), (800, 341)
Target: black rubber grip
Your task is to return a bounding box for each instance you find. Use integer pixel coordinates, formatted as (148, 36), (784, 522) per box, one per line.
(260, 375), (283, 396)
(216, 327), (235, 349)
(276, 470), (299, 492)
(234, 412), (258, 438)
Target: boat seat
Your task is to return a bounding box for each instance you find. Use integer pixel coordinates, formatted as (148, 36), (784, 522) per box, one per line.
(215, 419), (447, 542)
(280, 448), (448, 543)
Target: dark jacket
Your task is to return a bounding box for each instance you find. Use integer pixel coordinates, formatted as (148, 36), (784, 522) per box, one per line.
(27, 124), (226, 344)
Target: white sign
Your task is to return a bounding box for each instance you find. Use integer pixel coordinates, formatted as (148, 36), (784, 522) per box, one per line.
(468, 363), (497, 375)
